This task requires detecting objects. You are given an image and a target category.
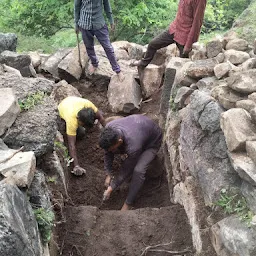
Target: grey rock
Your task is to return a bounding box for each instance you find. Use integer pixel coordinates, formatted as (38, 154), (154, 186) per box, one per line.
(229, 152), (256, 186)
(226, 38), (249, 51)
(227, 69), (256, 94)
(241, 181), (256, 213)
(0, 88), (20, 136)
(107, 72), (142, 113)
(0, 183), (42, 256)
(0, 149), (36, 188)
(27, 51), (41, 69)
(211, 85), (245, 110)
(174, 87), (194, 109)
(140, 64), (164, 98)
(58, 44), (87, 82)
(50, 80), (81, 104)
(190, 90), (213, 122)
(180, 92), (239, 204)
(248, 92), (256, 103)
(220, 108), (256, 152)
(0, 33), (17, 53)
(3, 97), (57, 157)
(224, 49), (250, 65)
(180, 109), (239, 204)
(127, 43), (145, 60)
(186, 58), (217, 79)
(0, 65), (54, 100)
(214, 62), (231, 79)
(0, 50), (36, 77)
(236, 100), (256, 113)
(28, 170), (51, 209)
(250, 107), (256, 125)
(214, 52), (225, 63)
(42, 48), (72, 79)
(196, 77), (218, 91)
(206, 39), (223, 58)
(213, 216), (256, 256)
(241, 58), (256, 71)
(198, 101), (223, 133)
(246, 141), (256, 167)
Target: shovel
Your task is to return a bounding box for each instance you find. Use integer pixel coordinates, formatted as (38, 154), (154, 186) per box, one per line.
(76, 32), (83, 70)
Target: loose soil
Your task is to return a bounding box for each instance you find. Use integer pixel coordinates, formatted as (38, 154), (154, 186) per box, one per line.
(53, 77), (194, 256)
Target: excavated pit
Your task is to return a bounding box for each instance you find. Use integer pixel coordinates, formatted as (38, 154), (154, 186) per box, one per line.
(53, 78), (194, 256)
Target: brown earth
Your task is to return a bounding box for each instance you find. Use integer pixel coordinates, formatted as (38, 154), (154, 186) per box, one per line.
(52, 76), (194, 256)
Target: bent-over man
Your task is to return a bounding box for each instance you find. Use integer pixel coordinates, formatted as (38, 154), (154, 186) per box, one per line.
(58, 96), (106, 176)
(99, 114), (162, 211)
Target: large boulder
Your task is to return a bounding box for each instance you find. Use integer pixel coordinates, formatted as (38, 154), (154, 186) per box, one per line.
(50, 80), (81, 104)
(224, 49), (250, 65)
(107, 73), (142, 113)
(0, 183), (42, 256)
(0, 142), (36, 188)
(206, 39), (223, 58)
(211, 216), (256, 256)
(0, 50), (36, 77)
(0, 33), (17, 53)
(41, 48), (72, 79)
(0, 88), (20, 136)
(186, 59), (217, 79)
(229, 152), (256, 186)
(220, 108), (256, 152)
(180, 90), (239, 204)
(0, 65), (54, 100)
(140, 64), (164, 98)
(3, 96), (57, 157)
(211, 84), (245, 110)
(58, 43), (87, 82)
(225, 38), (249, 51)
(227, 69), (256, 94)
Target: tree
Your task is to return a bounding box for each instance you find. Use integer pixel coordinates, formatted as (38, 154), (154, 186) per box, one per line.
(0, 0), (73, 37)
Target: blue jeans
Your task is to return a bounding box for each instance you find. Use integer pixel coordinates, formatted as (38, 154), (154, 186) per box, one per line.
(80, 24), (121, 73)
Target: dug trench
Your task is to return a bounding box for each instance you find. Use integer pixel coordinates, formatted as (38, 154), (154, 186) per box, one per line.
(49, 77), (194, 256)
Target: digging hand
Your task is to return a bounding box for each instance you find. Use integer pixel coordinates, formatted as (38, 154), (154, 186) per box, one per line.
(104, 175), (111, 188)
(103, 186), (113, 201)
(72, 165), (86, 176)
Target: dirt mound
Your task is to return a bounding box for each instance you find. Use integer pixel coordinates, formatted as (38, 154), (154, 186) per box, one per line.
(57, 205), (193, 256)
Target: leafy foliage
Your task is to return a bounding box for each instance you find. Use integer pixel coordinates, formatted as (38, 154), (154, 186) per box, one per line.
(202, 0), (251, 33)
(54, 141), (73, 167)
(216, 189), (253, 226)
(0, 0), (251, 46)
(34, 208), (55, 244)
(0, 0), (73, 38)
(18, 91), (45, 111)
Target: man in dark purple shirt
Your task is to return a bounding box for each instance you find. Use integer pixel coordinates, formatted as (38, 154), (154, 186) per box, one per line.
(99, 114), (162, 210)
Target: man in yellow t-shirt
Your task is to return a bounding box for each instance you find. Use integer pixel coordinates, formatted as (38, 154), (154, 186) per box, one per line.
(58, 96), (106, 176)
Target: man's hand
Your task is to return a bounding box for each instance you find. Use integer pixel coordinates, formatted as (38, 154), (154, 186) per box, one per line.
(105, 175), (111, 188)
(182, 49), (190, 58)
(110, 23), (115, 32)
(71, 165), (86, 176)
(103, 186), (113, 201)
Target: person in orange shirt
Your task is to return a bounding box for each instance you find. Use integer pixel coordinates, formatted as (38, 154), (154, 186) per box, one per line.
(58, 96), (106, 175)
(131, 0), (206, 67)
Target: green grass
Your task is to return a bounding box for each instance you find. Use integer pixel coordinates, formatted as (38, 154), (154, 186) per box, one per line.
(199, 30), (228, 44)
(33, 208), (55, 244)
(54, 141), (73, 167)
(18, 91), (46, 111)
(14, 29), (78, 54)
(216, 188), (254, 227)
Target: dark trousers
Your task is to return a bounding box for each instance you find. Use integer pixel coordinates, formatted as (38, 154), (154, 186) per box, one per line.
(140, 29), (186, 67)
(114, 133), (162, 205)
(80, 24), (121, 73)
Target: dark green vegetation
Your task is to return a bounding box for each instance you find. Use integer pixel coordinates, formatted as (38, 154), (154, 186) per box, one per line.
(0, 0), (251, 52)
